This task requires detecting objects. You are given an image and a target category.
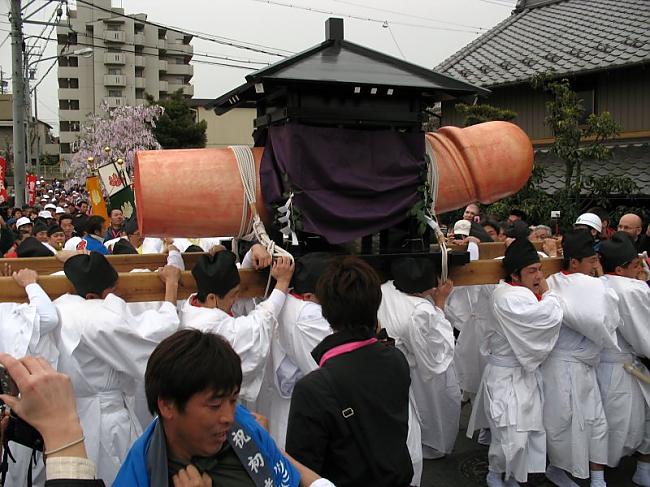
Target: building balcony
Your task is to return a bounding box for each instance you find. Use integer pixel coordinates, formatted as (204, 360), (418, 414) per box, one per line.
(103, 30), (125, 43)
(135, 55), (145, 67)
(168, 82), (183, 94)
(43, 143), (61, 156)
(59, 109), (82, 122)
(104, 96), (126, 107)
(158, 60), (168, 72)
(183, 84), (194, 96)
(166, 63), (193, 76)
(104, 74), (127, 86)
(104, 52), (126, 64)
(158, 80), (168, 92)
(135, 77), (145, 89)
(157, 38), (166, 50)
(57, 88), (80, 99)
(168, 42), (193, 56)
(134, 33), (145, 45)
(57, 66), (79, 78)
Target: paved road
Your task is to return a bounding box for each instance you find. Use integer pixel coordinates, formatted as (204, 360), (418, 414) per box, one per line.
(420, 403), (640, 486)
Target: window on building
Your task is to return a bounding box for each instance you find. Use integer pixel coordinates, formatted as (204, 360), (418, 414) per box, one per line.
(58, 78), (69, 88)
(108, 89), (123, 97)
(60, 121), (70, 131)
(70, 78), (79, 88)
(67, 33), (77, 45)
(576, 89), (596, 125)
(67, 57), (79, 67)
(57, 34), (68, 45)
(60, 143), (71, 154)
(70, 100), (79, 110)
(135, 67), (144, 78)
(108, 68), (122, 75)
(70, 121), (80, 132)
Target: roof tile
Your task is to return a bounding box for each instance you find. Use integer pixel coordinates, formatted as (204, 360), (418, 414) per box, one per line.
(436, 0), (650, 87)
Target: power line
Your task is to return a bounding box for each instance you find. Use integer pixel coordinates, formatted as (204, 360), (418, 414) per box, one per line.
(329, 0), (489, 31)
(246, 0), (483, 33)
(476, 0), (516, 6)
(70, 28), (271, 66)
(20, 30), (269, 68)
(71, 0), (292, 57)
(386, 23), (405, 60)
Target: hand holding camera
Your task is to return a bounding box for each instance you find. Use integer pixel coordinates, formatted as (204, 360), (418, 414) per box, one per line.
(0, 354), (86, 459)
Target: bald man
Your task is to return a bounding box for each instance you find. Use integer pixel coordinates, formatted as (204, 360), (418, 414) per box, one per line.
(618, 213), (650, 253)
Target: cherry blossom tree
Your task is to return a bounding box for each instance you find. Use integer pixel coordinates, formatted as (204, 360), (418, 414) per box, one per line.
(64, 102), (164, 185)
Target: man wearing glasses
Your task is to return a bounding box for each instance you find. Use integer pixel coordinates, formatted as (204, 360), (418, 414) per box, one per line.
(617, 213), (650, 253)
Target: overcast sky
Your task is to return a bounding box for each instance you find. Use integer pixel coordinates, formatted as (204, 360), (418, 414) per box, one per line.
(1, 0), (517, 134)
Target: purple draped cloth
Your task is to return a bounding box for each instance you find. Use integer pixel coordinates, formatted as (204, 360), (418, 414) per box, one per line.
(259, 123), (425, 244)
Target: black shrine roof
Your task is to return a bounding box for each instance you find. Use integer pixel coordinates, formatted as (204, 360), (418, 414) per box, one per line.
(210, 18), (489, 115)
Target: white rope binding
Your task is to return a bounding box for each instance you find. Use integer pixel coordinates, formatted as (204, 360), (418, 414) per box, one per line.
(425, 139), (448, 283)
(229, 145), (294, 291)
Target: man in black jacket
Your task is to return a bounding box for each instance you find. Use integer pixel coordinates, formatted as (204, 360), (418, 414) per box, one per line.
(286, 256), (413, 487)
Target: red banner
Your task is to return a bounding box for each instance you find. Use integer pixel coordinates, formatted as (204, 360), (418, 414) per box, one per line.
(27, 174), (37, 206)
(0, 156), (7, 204)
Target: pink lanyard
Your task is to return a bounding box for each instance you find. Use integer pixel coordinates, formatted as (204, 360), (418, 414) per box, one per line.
(319, 338), (378, 367)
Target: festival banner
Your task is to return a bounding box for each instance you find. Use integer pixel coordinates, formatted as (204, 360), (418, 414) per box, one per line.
(97, 161), (132, 198)
(27, 174), (37, 206)
(86, 175), (109, 220)
(0, 156), (8, 204)
(109, 186), (136, 220)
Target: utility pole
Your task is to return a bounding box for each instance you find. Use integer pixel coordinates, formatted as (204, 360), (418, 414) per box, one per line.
(10, 0), (26, 207)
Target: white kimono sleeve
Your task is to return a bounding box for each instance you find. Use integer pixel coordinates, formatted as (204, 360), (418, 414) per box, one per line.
(25, 283), (58, 335)
(548, 273), (620, 349)
(408, 303), (455, 380)
(283, 303), (331, 374)
(80, 300), (180, 379)
(616, 280), (650, 358)
(492, 287), (563, 371)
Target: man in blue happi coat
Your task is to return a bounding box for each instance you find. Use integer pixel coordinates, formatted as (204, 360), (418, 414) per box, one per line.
(114, 329), (302, 487)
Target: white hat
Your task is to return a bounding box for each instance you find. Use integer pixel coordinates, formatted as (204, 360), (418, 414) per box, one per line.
(44, 203), (56, 210)
(63, 236), (85, 251)
(55, 206), (65, 214)
(38, 210), (53, 219)
(47, 189), (54, 194)
(453, 219), (472, 237)
(16, 216), (32, 229)
(575, 213), (602, 233)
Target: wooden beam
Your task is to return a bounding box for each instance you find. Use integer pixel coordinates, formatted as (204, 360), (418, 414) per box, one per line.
(448, 257), (562, 286)
(0, 242), (544, 275)
(0, 258), (563, 303)
(0, 253), (205, 274)
(447, 241), (545, 260)
(0, 269), (270, 304)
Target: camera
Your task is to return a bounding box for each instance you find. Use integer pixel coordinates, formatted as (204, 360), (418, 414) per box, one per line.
(0, 366), (43, 452)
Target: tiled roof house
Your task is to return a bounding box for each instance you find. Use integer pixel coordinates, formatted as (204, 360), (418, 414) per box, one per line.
(436, 0), (650, 195)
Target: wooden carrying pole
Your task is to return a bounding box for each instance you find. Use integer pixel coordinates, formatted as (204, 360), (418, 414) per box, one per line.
(0, 242), (548, 276)
(0, 258), (563, 303)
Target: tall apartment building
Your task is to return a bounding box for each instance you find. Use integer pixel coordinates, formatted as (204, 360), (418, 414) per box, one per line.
(56, 0), (194, 160)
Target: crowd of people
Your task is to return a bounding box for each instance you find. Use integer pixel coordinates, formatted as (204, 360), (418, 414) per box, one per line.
(1, 180), (650, 487)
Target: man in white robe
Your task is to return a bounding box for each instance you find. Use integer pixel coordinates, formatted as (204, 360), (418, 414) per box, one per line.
(468, 238), (563, 487)
(1, 268), (60, 487)
(378, 257), (459, 459)
(179, 245), (294, 407)
(55, 252), (182, 485)
(543, 229), (620, 487)
(597, 232), (650, 486)
(255, 252), (333, 449)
